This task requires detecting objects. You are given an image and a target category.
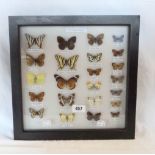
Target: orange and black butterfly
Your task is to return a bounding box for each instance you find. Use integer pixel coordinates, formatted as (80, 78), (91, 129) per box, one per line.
(58, 93), (75, 106)
(112, 49), (124, 56)
(26, 53), (45, 66)
(87, 111), (101, 121)
(29, 92), (45, 102)
(54, 74), (79, 90)
(57, 36), (76, 50)
(87, 68), (102, 76)
(112, 63), (124, 70)
(111, 75), (124, 83)
(111, 112), (120, 117)
(25, 34), (45, 48)
(110, 89), (122, 96)
(87, 33), (104, 45)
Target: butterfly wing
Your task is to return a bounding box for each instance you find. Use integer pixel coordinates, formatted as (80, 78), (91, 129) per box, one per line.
(112, 63), (118, 70)
(26, 72), (35, 85)
(96, 33), (104, 45)
(95, 81), (102, 89)
(29, 92), (37, 101)
(67, 36), (76, 50)
(87, 53), (94, 62)
(94, 53), (102, 62)
(36, 53), (45, 66)
(94, 113), (101, 121)
(60, 113), (67, 122)
(57, 36), (67, 50)
(67, 113), (75, 122)
(111, 112), (120, 117)
(25, 34), (35, 48)
(67, 75), (79, 90)
(67, 55), (79, 69)
(95, 68), (102, 75)
(87, 81), (93, 89)
(87, 97), (95, 106)
(36, 73), (45, 85)
(35, 34), (45, 48)
(29, 108), (36, 118)
(118, 76), (124, 83)
(26, 54), (35, 66)
(87, 68), (94, 76)
(37, 92), (45, 102)
(118, 63), (124, 70)
(55, 54), (66, 69)
(111, 75), (117, 83)
(87, 33), (95, 45)
(54, 74), (66, 89)
(87, 111), (93, 120)
(95, 96), (102, 105)
(38, 108), (44, 118)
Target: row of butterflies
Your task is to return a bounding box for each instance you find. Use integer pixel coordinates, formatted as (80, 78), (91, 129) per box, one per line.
(25, 33), (124, 49)
(26, 50), (124, 69)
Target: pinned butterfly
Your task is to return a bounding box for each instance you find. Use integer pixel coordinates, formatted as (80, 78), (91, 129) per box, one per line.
(29, 92), (45, 102)
(58, 93), (75, 106)
(87, 96), (102, 106)
(29, 108), (44, 118)
(87, 53), (102, 62)
(87, 81), (102, 90)
(87, 68), (102, 76)
(87, 111), (101, 121)
(87, 33), (104, 45)
(59, 113), (75, 122)
(112, 35), (124, 42)
(25, 33), (45, 48)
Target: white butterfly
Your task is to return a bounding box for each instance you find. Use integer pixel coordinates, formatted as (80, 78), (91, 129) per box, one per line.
(87, 96), (102, 106)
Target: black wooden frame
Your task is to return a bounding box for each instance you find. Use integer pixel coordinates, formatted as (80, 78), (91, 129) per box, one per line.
(9, 15), (140, 140)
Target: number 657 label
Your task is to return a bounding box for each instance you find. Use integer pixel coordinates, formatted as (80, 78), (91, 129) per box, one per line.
(72, 105), (86, 113)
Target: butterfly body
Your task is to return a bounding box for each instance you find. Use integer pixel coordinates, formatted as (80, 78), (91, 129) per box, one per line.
(29, 108), (44, 118)
(58, 93), (75, 106)
(55, 54), (79, 69)
(59, 113), (75, 122)
(112, 35), (124, 42)
(87, 33), (104, 45)
(26, 53), (45, 66)
(111, 89), (122, 96)
(87, 68), (102, 76)
(29, 92), (45, 102)
(25, 33), (45, 48)
(87, 81), (102, 90)
(111, 112), (120, 117)
(57, 36), (76, 50)
(111, 75), (124, 83)
(112, 63), (124, 70)
(112, 49), (124, 56)
(87, 53), (102, 62)
(87, 111), (101, 121)
(87, 96), (102, 106)
(26, 72), (45, 85)
(54, 74), (79, 90)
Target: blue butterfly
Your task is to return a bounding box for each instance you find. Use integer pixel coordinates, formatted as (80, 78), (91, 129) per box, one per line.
(112, 35), (124, 42)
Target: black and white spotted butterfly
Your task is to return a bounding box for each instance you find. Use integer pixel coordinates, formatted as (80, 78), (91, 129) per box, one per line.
(87, 53), (102, 62)
(25, 33), (45, 48)
(112, 35), (124, 42)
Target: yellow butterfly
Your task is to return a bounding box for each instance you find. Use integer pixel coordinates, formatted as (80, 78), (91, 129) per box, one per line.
(26, 72), (45, 85)
(87, 96), (102, 106)
(55, 54), (79, 69)
(87, 81), (102, 89)
(59, 113), (75, 122)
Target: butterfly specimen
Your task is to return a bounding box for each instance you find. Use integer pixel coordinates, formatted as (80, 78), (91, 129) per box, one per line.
(29, 92), (45, 102)
(112, 63), (124, 70)
(110, 89), (123, 96)
(25, 33), (45, 48)
(87, 68), (102, 76)
(29, 108), (44, 118)
(112, 49), (124, 56)
(59, 113), (75, 122)
(57, 36), (76, 50)
(112, 35), (124, 42)
(26, 72), (45, 85)
(87, 111), (101, 121)
(111, 101), (122, 107)
(55, 54), (79, 69)
(58, 93), (75, 106)
(87, 33), (104, 45)
(87, 53), (102, 62)
(54, 74), (79, 90)
(87, 81), (102, 90)
(111, 75), (124, 83)
(87, 96), (102, 106)
(111, 112), (120, 117)
(26, 53), (45, 66)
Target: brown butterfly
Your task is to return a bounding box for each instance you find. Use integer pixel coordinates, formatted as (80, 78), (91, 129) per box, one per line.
(112, 63), (124, 70)
(111, 75), (124, 83)
(111, 112), (120, 117)
(87, 33), (104, 45)
(111, 101), (122, 107)
(87, 111), (101, 121)
(29, 92), (45, 102)
(87, 68), (102, 76)
(54, 74), (79, 90)
(58, 93), (75, 106)
(26, 53), (45, 66)
(57, 36), (76, 50)
(111, 89), (122, 96)
(112, 49), (124, 56)
(29, 108), (44, 118)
